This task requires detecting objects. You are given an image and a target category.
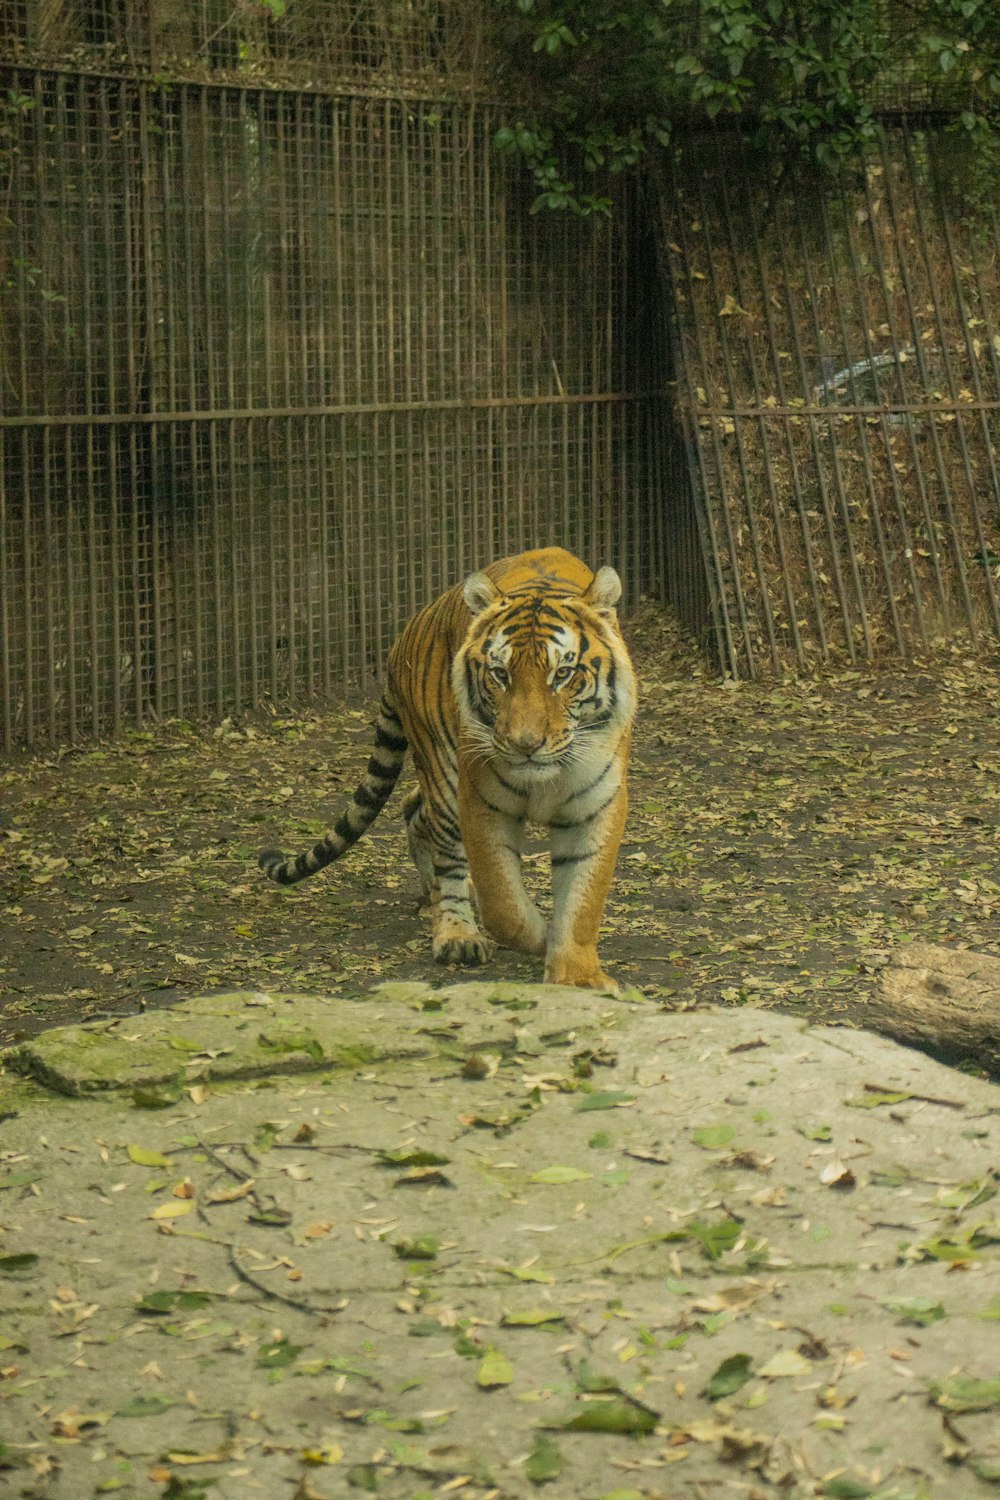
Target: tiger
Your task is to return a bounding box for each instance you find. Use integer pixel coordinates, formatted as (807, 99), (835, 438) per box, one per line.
(259, 546), (636, 991)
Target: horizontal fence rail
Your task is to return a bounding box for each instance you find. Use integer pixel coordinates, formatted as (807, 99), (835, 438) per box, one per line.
(656, 129), (1000, 678)
(0, 59), (666, 748)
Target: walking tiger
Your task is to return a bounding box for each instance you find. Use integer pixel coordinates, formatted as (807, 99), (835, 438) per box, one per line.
(259, 547), (636, 991)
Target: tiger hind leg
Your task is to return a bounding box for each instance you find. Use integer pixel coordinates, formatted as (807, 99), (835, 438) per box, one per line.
(403, 789), (488, 966)
(402, 787), (434, 902)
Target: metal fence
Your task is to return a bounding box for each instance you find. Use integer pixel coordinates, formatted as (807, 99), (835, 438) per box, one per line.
(0, 3), (674, 748)
(7, 7), (999, 748)
(657, 129), (1000, 678)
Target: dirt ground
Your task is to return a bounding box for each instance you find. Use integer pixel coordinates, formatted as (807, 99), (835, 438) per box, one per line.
(2, 607), (1000, 1055)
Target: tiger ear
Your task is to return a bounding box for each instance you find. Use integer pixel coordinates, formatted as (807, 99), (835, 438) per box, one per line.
(463, 571), (499, 616)
(583, 566), (622, 616)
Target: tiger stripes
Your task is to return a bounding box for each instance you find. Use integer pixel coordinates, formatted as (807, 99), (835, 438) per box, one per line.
(259, 546), (636, 991)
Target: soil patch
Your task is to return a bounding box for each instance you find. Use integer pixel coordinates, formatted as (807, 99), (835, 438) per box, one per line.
(2, 608), (1000, 1063)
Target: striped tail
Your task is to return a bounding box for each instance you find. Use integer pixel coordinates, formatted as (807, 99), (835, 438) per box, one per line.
(258, 694), (408, 886)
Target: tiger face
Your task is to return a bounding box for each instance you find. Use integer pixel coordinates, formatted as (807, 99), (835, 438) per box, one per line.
(453, 566), (630, 777)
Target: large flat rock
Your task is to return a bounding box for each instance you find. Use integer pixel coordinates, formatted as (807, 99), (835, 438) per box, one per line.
(1, 980), (610, 1095)
(0, 986), (997, 1498)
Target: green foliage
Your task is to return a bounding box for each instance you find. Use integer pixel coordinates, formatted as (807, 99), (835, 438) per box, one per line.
(494, 0), (1000, 212)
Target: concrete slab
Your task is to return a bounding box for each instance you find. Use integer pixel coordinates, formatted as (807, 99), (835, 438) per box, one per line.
(0, 986), (998, 1499)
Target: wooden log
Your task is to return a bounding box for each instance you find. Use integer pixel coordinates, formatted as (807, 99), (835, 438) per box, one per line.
(866, 942), (1000, 1076)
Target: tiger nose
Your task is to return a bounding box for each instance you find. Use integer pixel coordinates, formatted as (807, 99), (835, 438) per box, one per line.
(510, 729), (545, 756)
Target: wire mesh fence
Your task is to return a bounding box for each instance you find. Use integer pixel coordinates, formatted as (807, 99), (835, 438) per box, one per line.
(0, 7), (669, 748)
(656, 129), (1000, 678)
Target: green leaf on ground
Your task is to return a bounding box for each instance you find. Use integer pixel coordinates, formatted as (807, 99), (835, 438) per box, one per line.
(131, 1083), (182, 1109)
(527, 1165), (592, 1184)
(393, 1235), (440, 1260)
(929, 1374), (1000, 1412)
(0, 1173), (40, 1190)
(477, 1347), (514, 1388)
(257, 1337), (304, 1368)
(525, 1433), (564, 1482)
(558, 1397), (658, 1434)
(257, 1030), (324, 1062)
(692, 1124), (736, 1149)
(137, 1289), (215, 1314)
(882, 1297), (946, 1326)
(116, 1394), (179, 1417)
(0, 1253), (39, 1275)
(688, 1216), (742, 1260)
(499, 1263), (555, 1284)
(126, 1143), (172, 1167)
(501, 1307), (565, 1327)
(705, 1352), (753, 1400)
(377, 1149), (450, 1167)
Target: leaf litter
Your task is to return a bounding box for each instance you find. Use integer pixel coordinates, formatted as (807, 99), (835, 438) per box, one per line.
(3, 615), (1000, 1066)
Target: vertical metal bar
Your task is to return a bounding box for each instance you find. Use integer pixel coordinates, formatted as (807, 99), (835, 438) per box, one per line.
(715, 147), (813, 666)
(693, 145), (782, 670)
(246, 417), (260, 709)
(652, 155), (738, 674)
(350, 97), (368, 669)
(667, 144), (756, 676)
(84, 364), (100, 728)
(815, 184), (907, 656)
(0, 435), (10, 748)
(329, 102), (349, 693)
(221, 96), (242, 709)
(758, 181), (861, 661)
(919, 134), (1000, 635)
(138, 80), (161, 733)
(59, 81), (78, 739)
(296, 94), (316, 696)
(866, 134), (952, 637)
(21, 428), (35, 746)
(850, 154), (931, 647)
(196, 85), (224, 716)
(312, 93), (330, 418)
(784, 201), (872, 662)
(398, 95), (416, 614)
(41, 434), (57, 742)
(179, 90), (204, 717)
(228, 414), (241, 707)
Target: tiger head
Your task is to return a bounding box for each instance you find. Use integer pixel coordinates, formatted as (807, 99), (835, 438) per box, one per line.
(452, 565), (635, 775)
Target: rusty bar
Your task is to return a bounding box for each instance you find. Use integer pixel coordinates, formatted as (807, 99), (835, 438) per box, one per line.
(816, 181), (906, 655)
(715, 145), (812, 666)
(221, 99), (242, 712)
(20, 429), (34, 746)
(139, 80), (159, 731)
(0, 391), (647, 428)
(772, 166), (873, 662)
(870, 133), (953, 636)
(692, 149), (785, 672)
(330, 99), (351, 695)
(58, 82), (77, 740)
(885, 135), (980, 639)
(850, 153), (929, 647)
(673, 144), (761, 675)
(657, 151), (742, 675)
(762, 188), (862, 661)
(920, 135), (1000, 635)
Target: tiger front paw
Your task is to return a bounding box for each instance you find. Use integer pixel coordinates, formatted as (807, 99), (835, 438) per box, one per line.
(432, 919), (490, 968)
(544, 946), (620, 994)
